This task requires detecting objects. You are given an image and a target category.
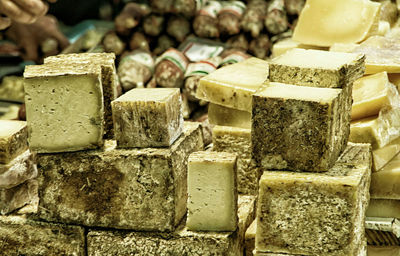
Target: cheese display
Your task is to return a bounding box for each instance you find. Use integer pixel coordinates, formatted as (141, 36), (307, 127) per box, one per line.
(0, 120), (28, 164)
(269, 49), (365, 88)
(24, 64), (104, 153)
(187, 151), (237, 232)
(0, 179), (37, 215)
(292, 0), (381, 47)
(252, 82), (347, 172)
(370, 153), (400, 199)
(196, 57), (269, 112)
(111, 88), (183, 148)
(365, 217), (400, 246)
(372, 137), (400, 171)
(212, 125), (261, 195)
(87, 196), (255, 255)
(36, 123), (203, 231)
(367, 199), (400, 218)
(256, 143), (371, 255)
(0, 150), (37, 189)
(351, 72), (396, 120)
(208, 103), (251, 129)
(0, 214), (85, 255)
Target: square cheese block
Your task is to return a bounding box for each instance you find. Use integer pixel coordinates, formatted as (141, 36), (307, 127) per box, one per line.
(0, 178), (37, 215)
(212, 125), (261, 195)
(87, 195), (255, 256)
(352, 72), (399, 121)
(269, 49), (365, 88)
(271, 38), (326, 58)
(245, 219), (256, 256)
(372, 137), (400, 171)
(44, 53), (119, 139)
(367, 199), (400, 218)
(256, 143), (372, 255)
(370, 153), (400, 199)
(0, 150), (37, 189)
(368, 246), (400, 256)
(36, 122), (203, 231)
(252, 82), (349, 172)
(0, 120), (28, 164)
(208, 103), (251, 129)
(0, 214), (85, 255)
(293, 0), (380, 47)
(24, 63), (104, 153)
(197, 57), (269, 112)
(112, 88), (183, 148)
(365, 217), (400, 246)
(187, 151), (238, 231)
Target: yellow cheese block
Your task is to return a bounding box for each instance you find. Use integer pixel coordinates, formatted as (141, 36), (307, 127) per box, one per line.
(197, 58), (269, 112)
(368, 246), (400, 256)
(293, 0), (381, 47)
(208, 103), (251, 129)
(351, 72), (393, 120)
(271, 38), (325, 58)
(370, 153), (400, 199)
(367, 199), (400, 218)
(329, 43), (360, 53)
(373, 137), (400, 171)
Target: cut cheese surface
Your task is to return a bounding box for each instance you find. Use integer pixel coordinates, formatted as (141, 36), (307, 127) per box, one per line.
(0, 121), (26, 137)
(329, 43), (360, 53)
(367, 199), (400, 218)
(271, 38), (325, 58)
(373, 137), (400, 171)
(208, 103), (251, 129)
(197, 57), (269, 112)
(293, 0), (380, 47)
(370, 153), (400, 199)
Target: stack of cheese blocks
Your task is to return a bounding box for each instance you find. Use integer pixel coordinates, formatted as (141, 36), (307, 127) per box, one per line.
(0, 52), (258, 255)
(0, 120), (37, 216)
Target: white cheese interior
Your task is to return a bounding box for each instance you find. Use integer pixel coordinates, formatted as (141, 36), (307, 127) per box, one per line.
(0, 121), (26, 137)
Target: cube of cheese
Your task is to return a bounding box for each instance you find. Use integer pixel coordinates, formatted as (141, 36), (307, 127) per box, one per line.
(256, 143), (371, 255)
(367, 199), (400, 218)
(372, 137), (400, 171)
(197, 58), (269, 112)
(269, 49), (365, 88)
(0, 150), (37, 189)
(187, 151), (238, 231)
(352, 72), (398, 120)
(0, 120), (28, 164)
(0, 214), (85, 255)
(370, 153), (400, 199)
(365, 217), (400, 246)
(252, 82), (348, 172)
(245, 219), (256, 256)
(212, 125), (261, 195)
(112, 88), (183, 148)
(293, 0), (380, 47)
(36, 122), (203, 231)
(368, 246), (400, 256)
(87, 195), (256, 256)
(44, 53), (119, 139)
(24, 63), (104, 153)
(208, 103), (251, 129)
(0, 178), (37, 215)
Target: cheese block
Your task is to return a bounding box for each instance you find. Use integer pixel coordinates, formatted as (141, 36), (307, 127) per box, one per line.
(24, 63), (104, 153)
(269, 49), (366, 88)
(187, 151), (237, 231)
(208, 103), (251, 129)
(256, 143), (371, 255)
(271, 38), (326, 58)
(365, 217), (400, 246)
(378, 21), (391, 36)
(370, 153), (400, 199)
(329, 43), (360, 53)
(36, 122), (203, 231)
(87, 195), (256, 256)
(196, 57), (269, 112)
(44, 53), (119, 139)
(0, 214), (85, 255)
(112, 88), (183, 148)
(349, 107), (400, 149)
(368, 246), (400, 256)
(367, 199), (400, 218)
(0, 120), (28, 164)
(388, 73), (400, 91)
(352, 72), (397, 120)
(245, 219), (256, 256)
(212, 125), (261, 195)
(0, 178), (37, 215)
(293, 0), (381, 47)
(252, 82), (348, 172)
(372, 137), (400, 171)
(0, 150), (37, 189)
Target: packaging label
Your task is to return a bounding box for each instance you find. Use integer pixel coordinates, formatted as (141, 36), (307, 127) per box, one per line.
(185, 60), (218, 77)
(220, 1), (246, 17)
(198, 1), (222, 18)
(182, 42), (224, 62)
(156, 48), (189, 72)
(121, 50), (155, 71)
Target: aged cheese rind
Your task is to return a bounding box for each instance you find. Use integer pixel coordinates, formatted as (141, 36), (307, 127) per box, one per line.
(0, 150), (37, 189)
(0, 120), (28, 164)
(87, 195), (256, 256)
(293, 0), (381, 47)
(0, 214), (85, 255)
(367, 199), (400, 218)
(24, 64), (104, 153)
(44, 53), (118, 139)
(269, 49), (365, 89)
(208, 103), (251, 129)
(370, 153), (400, 199)
(197, 57), (269, 112)
(256, 143), (372, 255)
(212, 125), (261, 195)
(372, 137), (400, 171)
(252, 82), (348, 172)
(112, 88), (183, 148)
(187, 151), (238, 232)
(36, 122), (203, 231)
(0, 178), (37, 215)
